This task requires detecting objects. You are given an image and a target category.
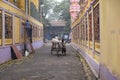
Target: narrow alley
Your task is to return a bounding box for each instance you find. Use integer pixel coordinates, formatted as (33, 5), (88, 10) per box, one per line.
(0, 0), (120, 80)
(0, 43), (96, 80)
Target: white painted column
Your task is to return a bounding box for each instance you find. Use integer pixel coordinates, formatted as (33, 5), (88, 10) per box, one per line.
(84, 16), (87, 47)
(2, 10), (5, 46)
(20, 17), (22, 43)
(87, 12), (90, 49)
(12, 14), (15, 44)
(25, 0), (28, 16)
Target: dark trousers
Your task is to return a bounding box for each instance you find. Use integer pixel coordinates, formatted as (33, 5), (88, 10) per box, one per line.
(26, 28), (32, 43)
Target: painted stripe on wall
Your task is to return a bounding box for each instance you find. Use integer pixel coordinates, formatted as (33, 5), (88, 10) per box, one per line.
(0, 47), (11, 64)
(70, 43), (99, 78)
(100, 64), (117, 80)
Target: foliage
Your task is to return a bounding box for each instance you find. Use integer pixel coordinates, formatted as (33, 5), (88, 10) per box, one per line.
(53, 0), (71, 32)
(42, 0), (71, 32)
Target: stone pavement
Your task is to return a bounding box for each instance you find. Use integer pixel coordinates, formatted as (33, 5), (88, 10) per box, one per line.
(0, 43), (97, 80)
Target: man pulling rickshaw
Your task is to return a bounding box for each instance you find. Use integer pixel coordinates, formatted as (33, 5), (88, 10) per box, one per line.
(51, 36), (66, 56)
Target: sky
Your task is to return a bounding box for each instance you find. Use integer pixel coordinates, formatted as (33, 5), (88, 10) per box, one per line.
(57, 0), (64, 2)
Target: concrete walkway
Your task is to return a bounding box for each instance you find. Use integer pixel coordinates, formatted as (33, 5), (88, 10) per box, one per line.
(0, 43), (96, 80)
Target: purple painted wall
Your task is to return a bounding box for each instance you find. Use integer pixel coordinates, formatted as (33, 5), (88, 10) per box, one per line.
(70, 43), (99, 78)
(16, 41), (44, 52)
(70, 43), (118, 80)
(32, 41), (44, 49)
(0, 41), (44, 64)
(100, 64), (117, 80)
(0, 46), (11, 64)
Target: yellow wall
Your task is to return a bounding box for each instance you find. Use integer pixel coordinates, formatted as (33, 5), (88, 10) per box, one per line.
(0, 0), (43, 45)
(18, 0), (26, 11)
(72, 0), (100, 62)
(2, 0), (26, 11)
(72, 0), (120, 79)
(9, 0), (14, 4)
(100, 0), (120, 79)
(30, 0), (39, 11)
(71, 0), (101, 77)
(0, 1), (43, 27)
(14, 16), (20, 43)
(0, 1), (26, 18)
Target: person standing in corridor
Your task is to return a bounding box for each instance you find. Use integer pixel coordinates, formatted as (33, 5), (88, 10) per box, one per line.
(25, 20), (32, 43)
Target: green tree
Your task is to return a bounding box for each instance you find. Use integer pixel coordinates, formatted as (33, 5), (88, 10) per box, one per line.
(42, 0), (71, 32)
(42, 0), (56, 26)
(52, 0), (71, 32)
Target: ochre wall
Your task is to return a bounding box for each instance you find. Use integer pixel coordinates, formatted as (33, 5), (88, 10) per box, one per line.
(0, 1), (42, 27)
(18, 0), (26, 11)
(14, 16), (20, 44)
(0, 1), (26, 18)
(71, 0), (120, 79)
(73, 0), (100, 63)
(0, 0), (43, 45)
(30, 0), (39, 11)
(71, 0), (100, 77)
(100, 0), (120, 79)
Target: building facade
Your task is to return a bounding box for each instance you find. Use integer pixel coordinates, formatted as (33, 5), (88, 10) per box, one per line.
(70, 0), (120, 80)
(0, 0), (43, 64)
(44, 21), (69, 41)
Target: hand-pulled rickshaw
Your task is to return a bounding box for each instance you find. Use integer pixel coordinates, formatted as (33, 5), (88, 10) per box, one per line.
(51, 41), (66, 56)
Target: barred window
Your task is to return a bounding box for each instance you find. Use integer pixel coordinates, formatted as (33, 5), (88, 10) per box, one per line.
(89, 13), (92, 41)
(94, 4), (100, 43)
(85, 16), (88, 41)
(5, 13), (12, 39)
(5, 13), (13, 45)
(93, 3), (100, 53)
